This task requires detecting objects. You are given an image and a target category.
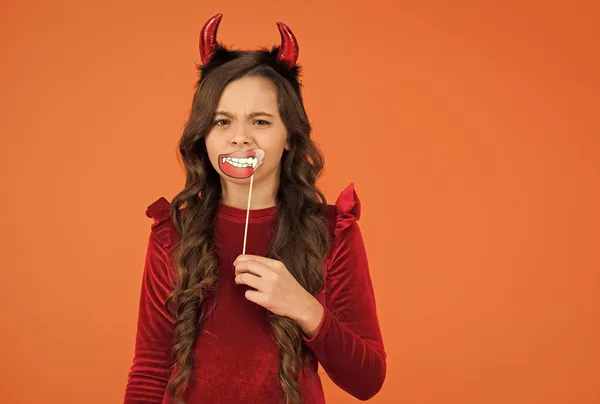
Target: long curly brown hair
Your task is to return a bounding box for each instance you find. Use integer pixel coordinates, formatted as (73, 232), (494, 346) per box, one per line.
(164, 52), (330, 403)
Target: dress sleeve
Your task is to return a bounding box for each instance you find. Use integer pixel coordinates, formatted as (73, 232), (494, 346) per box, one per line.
(124, 197), (177, 404)
(302, 184), (387, 401)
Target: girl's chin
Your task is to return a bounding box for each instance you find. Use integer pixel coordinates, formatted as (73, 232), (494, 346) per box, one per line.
(223, 176), (252, 184)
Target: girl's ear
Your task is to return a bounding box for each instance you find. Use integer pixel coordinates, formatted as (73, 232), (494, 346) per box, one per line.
(284, 136), (290, 151)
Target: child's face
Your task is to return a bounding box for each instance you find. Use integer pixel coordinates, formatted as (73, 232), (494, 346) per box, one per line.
(205, 75), (289, 185)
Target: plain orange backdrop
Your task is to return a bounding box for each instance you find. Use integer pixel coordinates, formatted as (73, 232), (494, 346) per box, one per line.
(1, 0), (599, 403)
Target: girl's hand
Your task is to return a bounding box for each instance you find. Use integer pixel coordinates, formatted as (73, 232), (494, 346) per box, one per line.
(234, 254), (324, 338)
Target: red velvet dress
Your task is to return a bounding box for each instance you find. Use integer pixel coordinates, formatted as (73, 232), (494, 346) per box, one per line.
(124, 184), (386, 403)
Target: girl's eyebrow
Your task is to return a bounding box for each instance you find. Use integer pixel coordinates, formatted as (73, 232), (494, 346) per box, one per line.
(214, 111), (234, 118)
(214, 111), (275, 118)
(248, 112), (275, 118)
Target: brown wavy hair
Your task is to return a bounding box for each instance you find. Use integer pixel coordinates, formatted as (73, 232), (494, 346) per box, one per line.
(164, 52), (330, 403)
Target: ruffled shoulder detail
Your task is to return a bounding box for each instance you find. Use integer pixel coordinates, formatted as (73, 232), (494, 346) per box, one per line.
(317, 183), (362, 301)
(145, 197), (178, 247)
(333, 183), (361, 240)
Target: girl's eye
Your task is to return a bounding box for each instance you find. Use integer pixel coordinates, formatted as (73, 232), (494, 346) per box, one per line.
(214, 119), (230, 126)
(254, 120), (270, 126)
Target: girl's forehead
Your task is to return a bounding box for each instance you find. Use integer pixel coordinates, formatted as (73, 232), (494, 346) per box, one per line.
(217, 78), (278, 112)
(221, 76), (276, 96)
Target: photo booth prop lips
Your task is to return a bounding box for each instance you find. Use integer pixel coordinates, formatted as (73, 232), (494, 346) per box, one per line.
(218, 149), (265, 179)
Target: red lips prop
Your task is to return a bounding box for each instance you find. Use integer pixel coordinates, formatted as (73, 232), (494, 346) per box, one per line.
(218, 149), (265, 179)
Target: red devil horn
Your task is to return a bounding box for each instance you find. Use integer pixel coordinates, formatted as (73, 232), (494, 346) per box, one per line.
(276, 22), (299, 68)
(199, 13), (223, 65)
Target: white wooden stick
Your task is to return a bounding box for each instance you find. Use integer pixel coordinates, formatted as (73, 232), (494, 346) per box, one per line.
(242, 173), (254, 255)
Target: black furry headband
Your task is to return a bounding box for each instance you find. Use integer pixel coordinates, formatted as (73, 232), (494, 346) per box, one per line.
(198, 13), (302, 94)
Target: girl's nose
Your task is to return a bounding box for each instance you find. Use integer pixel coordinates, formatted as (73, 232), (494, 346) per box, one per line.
(230, 126), (253, 146)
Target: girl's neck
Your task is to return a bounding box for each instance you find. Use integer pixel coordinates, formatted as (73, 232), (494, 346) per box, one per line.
(220, 175), (279, 210)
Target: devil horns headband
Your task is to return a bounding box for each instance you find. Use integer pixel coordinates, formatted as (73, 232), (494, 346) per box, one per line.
(199, 13), (299, 69)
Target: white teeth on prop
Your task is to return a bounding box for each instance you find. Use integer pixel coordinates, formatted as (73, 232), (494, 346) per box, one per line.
(223, 156), (258, 169)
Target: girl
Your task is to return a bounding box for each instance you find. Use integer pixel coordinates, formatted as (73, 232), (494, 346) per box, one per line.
(124, 13), (386, 404)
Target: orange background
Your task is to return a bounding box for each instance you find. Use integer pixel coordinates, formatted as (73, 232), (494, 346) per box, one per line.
(1, 0), (598, 403)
